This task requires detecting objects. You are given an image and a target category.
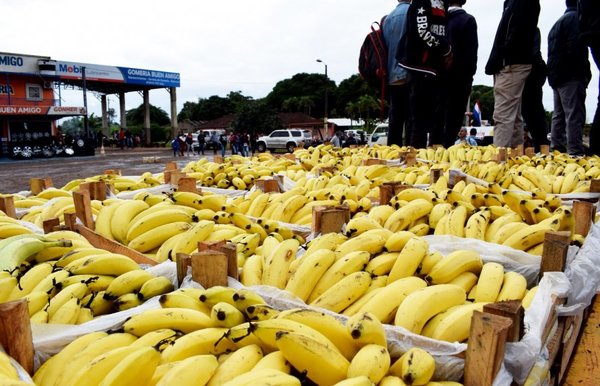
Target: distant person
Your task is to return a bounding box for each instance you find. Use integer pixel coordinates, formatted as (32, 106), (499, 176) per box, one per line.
(185, 133), (194, 156)
(219, 134), (227, 157)
(442, 0), (478, 148)
(578, 0), (600, 155)
(382, 0), (411, 146)
(398, 0), (453, 148)
(171, 137), (179, 157)
(485, 0), (540, 148)
(197, 133), (205, 155)
(330, 131), (341, 147)
(177, 134), (186, 156)
(210, 132), (220, 155)
(118, 127), (125, 150)
(241, 133), (250, 156)
(521, 28), (550, 152)
(455, 127), (478, 145)
(548, 0), (591, 155)
(125, 129), (133, 149)
(468, 128), (479, 145)
(343, 132), (358, 147)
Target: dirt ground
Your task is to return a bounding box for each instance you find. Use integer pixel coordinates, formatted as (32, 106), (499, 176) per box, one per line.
(0, 147), (221, 194)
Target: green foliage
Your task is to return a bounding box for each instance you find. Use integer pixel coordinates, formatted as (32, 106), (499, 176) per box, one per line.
(336, 75), (375, 116)
(126, 104), (170, 127)
(265, 73), (336, 119)
(232, 100), (282, 135)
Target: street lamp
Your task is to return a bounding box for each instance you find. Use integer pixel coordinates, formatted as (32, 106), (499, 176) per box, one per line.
(316, 59), (328, 136)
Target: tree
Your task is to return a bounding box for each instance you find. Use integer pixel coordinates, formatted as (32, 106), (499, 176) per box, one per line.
(126, 104), (170, 127)
(356, 95), (381, 130)
(265, 73), (336, 118)
(336, 75), (375, 117)
(232, 100), (282, 136)
(470, 85), (495, 125)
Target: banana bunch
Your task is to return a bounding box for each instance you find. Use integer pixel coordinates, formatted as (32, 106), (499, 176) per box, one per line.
(0, 349), (30, 385)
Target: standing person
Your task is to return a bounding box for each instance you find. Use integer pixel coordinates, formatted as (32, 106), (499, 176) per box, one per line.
(442, 0), (478, 148)
(382, 0), (411, 146)
(219, 134), (227, 157)
(548, 0), (591, 155)
(485, 0), (540, 149)
(521, 28), (550, 152)
(398, 0), (453, 148)
(467, 128), (479, 145)
(578, 0), (600, 155)
(177, 134), (186, 156)
(197, 132), (206, 155)
(118, 127), (125, 150)
(241, 133), (250, 156)
(125, 129), (133, 149)
(185, 133), (194, 156)
(171, 137), (179, 157)
(210, 132), (220, 155)
(330, 131), (342, 148)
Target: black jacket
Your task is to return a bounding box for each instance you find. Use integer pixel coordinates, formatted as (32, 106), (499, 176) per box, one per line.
(397, 0), (452, 76)
(578, 0), (600, 46)
(446, 7), (478, 79)
(485, 0), (541, 75)
(548, 7), (591, 88)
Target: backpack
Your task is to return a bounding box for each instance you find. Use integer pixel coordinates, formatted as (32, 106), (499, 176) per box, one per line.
(358, 19), (388, 119)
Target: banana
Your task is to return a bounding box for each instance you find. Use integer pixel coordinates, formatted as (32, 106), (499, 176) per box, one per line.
(55, 247), (111, 267)
(522, 286), (538, 309)
(368, 205), (397, 226)
(502, 218), (561, 251)
(245, 192), (271, 217)
(207, 344), (264, 386)
(364, 252), (399, 276)
(199, 286), (238, 308)
(94, 200), (125, 240)
(383, 199), (434, 232)
(160, 327), (236, 363)
(33, 331), (109, 386)
(394, 188), (437, 203)
(388, 237), (429, 282)
(379, 375), (409, 386)
(347, 311), (387, 347)
(309, 271), (372, 313)
(394, 284), (466, 334)
(8, 261), (54, 298)
(64, 253), (140, 276)
(464, 208), (491, 240)
(86, 291), (115, 316)
(114, 292), (144, 311)
(426, 250), (483, 284)
(490, 221), (530, 244)
(171, 220), (215, 255)
(125, 209), (194, 243)
(474, 262), (505, 303)
(156, 354), (219, 386)
(98, 346), (160, 386)
(496, 271), (528, 301)
(284, 248), (336, 302)
(357, 276), (428, 324)
(261, 238), (299, 289)
(129, 328), (179, 349)
(347, 344), (391, 384)
(275, 195), (308, 223)
(308, 250), (371, 303)
(275, 330), (350, 386)
(428, 203), (453, 230)
(103, 270), (154, 300)
(0, 277), (18, 303)
(0, 237), (71, 271)
(276, 307), (358, 360)
(128, 221), (193, 253)
(28, 268), (70, 295)
(24, 290), (50, 316)
(446, 204), (468, 237)
(211, 301), (246, 327)
(417, 251), (443, 277)
(304, 232), (348, 255)
(245, 304), (280, 321)
(137, 275), (174, 301)
(389, 347), (435, 386)
(345, 216), (383, 237)
(422, 302), (487, 343)
(46, 282), (88, 319)
(159, 292), (212, 314)
(484, 212), (523, 242)
(109, 200), (150, 243)
(48, 297), (82, 324)
(335, 232), (388, 259)
(65, 345), (145, 386)
(123, 307), (213, 336)
(240, 254), (264, 287)
(447, 271), (478, 293)
(221, 368), (300, 386)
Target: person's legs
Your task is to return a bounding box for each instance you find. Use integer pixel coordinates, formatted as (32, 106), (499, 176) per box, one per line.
(443, 77), (472, 148)
(587, 44), (600, 155)
(492, 65), (532, 148)
(561, 80), (587, 156)
(521, 68), (549, 151)
(388, 84), (409, 146)
(407, 73), (433, 148)
(551, 87), (567, 153)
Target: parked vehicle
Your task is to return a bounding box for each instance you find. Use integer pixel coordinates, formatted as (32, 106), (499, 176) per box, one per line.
(256, 129), (312, 153)
(368, 124), (388, 146)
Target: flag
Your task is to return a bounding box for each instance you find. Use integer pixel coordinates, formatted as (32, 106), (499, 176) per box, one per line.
(472, 101), (482, 126)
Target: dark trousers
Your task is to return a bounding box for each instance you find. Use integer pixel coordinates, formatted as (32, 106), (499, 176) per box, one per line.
(407, 72), (444, 148)
(522, 61), (550, 152)
(388, 84), (410, 146)
(588, 43), (600, 155)
(443, 75), (472, 148)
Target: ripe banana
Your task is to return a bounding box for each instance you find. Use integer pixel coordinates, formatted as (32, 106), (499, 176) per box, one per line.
(123, 307), (213, 336)
(347, 344), (391, 384)
(309, 271), (372, 313)
(160, 327), (236, 362)
(426, 250), (483, 284)
(347, 311), (387, 347)
(389, 347), (435, 385)
(422, 302), (487, 342)
(474, 262), (505, 303)
(388, 237), (429, 282)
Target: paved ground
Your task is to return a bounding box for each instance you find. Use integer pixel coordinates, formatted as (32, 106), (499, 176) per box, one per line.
(0, 147), (224, 194)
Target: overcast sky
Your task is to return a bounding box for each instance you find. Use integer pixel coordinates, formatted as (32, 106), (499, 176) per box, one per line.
(2, 0), (598, 123)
